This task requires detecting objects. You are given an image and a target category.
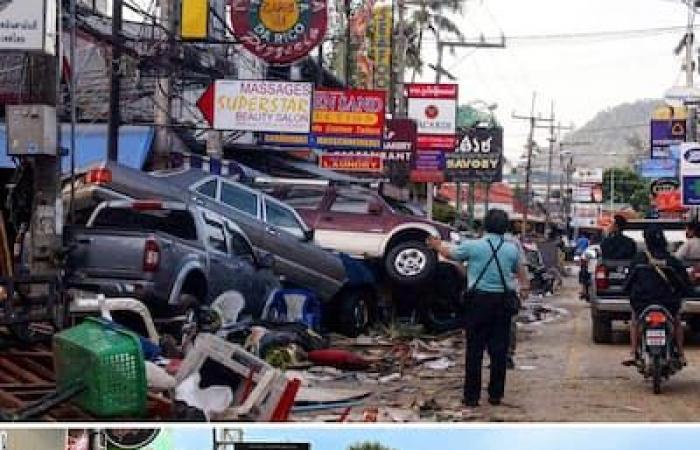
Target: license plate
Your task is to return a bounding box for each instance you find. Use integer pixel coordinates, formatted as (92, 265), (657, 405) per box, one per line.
(608, 272), (626, 280)
(646, 329), (666, 346)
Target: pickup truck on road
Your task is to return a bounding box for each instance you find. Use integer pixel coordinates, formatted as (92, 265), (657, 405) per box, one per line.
(65, 200), (280, 320)
(589, 219), (700, 343)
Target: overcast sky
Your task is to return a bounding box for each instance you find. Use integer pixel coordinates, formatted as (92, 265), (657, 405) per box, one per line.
(415, 0), (694, 160)
(171, 426), (700, 450)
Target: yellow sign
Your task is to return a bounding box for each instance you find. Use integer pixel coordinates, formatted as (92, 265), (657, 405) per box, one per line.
(652, 104), (688, 120)
(259, 0), (301, 32)
(370, 4), (392, 90)
(181, 0), (208, 40)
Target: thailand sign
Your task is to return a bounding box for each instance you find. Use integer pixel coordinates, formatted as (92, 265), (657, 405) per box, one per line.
(370, 3), (392, 90)
(406, 83), (458, 150)
(445, 127), (503, 183)
(319, 153), (383, 172)
(311, 88), (386, 149)
(197, 80), (313, 133)
(651, 119), (686, 159)
(230, 0), (327, 65)
(0, 0), (56, 54)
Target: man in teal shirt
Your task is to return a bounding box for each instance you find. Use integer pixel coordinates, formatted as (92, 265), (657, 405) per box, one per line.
(429, 209), (529, 408)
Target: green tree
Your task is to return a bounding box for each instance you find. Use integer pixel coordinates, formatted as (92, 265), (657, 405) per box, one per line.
(602, 168), (650, 213)
(402, 0), (467, 80)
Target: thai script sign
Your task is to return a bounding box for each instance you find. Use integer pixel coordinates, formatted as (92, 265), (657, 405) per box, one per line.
(445, 127), (503, 182)
(0, 0), (56, 54)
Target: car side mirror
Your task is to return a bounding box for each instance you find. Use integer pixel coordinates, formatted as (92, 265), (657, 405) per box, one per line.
(302, 229), (315, 242)
(257, 252), (275, 270)
(368, 201), (382, 215)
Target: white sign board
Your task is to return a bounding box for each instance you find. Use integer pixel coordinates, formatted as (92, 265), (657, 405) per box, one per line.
(0, 0), (56, 54)
(213, 80), (312, 133)
(571, 202), (601, 228)
(407, 97), (457, 135)
(572, 168), (603, 183)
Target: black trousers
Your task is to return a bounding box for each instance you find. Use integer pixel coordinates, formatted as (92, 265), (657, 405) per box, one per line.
(464, 292), (513, 404)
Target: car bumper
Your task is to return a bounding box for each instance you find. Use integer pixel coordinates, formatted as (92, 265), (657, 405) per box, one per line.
(592, 297), (700, 316)
(67, 277), (160, 303)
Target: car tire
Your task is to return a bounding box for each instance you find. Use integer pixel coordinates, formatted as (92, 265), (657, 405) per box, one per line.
(335, 288), (372, 337)
(591, 311), (613, 344)
(157, 293), (201, 341)
(385, 240), (437, 286)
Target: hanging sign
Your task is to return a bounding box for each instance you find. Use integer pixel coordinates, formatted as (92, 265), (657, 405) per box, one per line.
(197, 80), (313, 133)
(445, 127), (503, 183)
(230, 0), (328, 65)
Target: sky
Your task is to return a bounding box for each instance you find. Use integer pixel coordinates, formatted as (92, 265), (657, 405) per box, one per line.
(171, 426), (700, 450)
(414, 0), (695, 160)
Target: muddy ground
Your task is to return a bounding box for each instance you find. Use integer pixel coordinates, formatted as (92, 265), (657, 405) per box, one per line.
(291, 273), (700, 422)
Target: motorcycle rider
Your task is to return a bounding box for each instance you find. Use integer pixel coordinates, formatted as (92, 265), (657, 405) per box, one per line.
(623, 224), (690, 367)
(675, 220), (700, 262)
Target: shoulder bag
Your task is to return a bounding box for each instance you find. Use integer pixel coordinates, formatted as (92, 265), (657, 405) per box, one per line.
(489, 239), (522, 316)
(460, 239), (504, 309)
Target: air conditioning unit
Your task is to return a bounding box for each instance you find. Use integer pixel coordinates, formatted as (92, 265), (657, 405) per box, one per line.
(6, 105), (57, 156)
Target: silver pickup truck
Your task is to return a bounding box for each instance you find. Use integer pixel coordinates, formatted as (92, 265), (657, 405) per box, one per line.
(589, 219), (700, 343)
(65, 200), (280, 319)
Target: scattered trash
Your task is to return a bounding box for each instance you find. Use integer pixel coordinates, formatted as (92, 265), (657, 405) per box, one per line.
(422, 357), (455, 370)
(307, 349), (371, 371)
(379, 373), (401, 384)
(145, 361), (177, 392)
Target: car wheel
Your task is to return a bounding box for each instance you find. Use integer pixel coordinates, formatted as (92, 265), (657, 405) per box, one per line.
(591, 311), (613, 344)
(335, 289), (372, 337)
(385, 240), (437, 286)
(157, 293), (201, 341)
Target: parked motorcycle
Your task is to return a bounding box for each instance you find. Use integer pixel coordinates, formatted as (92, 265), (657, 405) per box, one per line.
(635, 305), (683, 394)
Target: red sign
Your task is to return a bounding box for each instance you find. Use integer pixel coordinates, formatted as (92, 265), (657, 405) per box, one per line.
(312, 89), (386, 138)
(230, 0), (328, 65)
(319, 154), (383, 172)
(406, 84), (459, 99)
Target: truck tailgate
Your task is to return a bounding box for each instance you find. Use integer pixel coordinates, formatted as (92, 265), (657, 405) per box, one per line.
(65, 226), (151, 279)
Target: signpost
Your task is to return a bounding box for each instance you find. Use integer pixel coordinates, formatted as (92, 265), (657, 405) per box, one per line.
(445, 127), (503, 183)
(229, 0), (327, 65)
(0, 0), (56, 54)
(197, 80), (313, 133)
(406, 83), (458, 183)
(680, 142), (700, 207)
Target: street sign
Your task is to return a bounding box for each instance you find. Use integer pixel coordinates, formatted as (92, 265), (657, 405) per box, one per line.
(197, 80), (313, 133)
(640, 158), (678, 179)
(651, 119), (686, 159)
(679, 142), (700, 206)
(572, 168), (603, 183)
(445, 127), (503, 183)
(0, 0), (56, 54)
(229, 0), (327, 65)
(319, 153), (383, 172)
(664, 85), (700, 105)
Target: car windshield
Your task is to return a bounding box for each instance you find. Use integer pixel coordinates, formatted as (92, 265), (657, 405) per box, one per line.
(92, 207), (198, 241)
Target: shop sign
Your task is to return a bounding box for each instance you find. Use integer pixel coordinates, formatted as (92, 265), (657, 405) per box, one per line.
(445, 127), (503, 183)
(0, 0), (56, 54)
(319, 153), (383, 172)
(230, 0), (327, 65)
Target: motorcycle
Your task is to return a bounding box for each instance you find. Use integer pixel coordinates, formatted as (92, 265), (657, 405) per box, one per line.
(635, 304), (683, 394)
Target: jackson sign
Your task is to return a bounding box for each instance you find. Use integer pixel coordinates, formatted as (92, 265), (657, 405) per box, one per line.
(230, 0), (328, 65)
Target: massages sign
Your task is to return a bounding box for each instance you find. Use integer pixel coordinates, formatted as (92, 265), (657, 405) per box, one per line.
(230, 0), (327, 65)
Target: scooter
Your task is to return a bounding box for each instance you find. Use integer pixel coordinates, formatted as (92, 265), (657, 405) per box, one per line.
(635, 305), (683, 394)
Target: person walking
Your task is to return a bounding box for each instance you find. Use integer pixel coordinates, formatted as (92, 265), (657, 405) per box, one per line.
(428, 209), (529, 407)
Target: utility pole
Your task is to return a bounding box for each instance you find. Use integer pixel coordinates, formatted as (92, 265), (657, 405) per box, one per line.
(153, 0), (177, 168)
(538, 109), (573, 232)
(107, 0), (123, 161)
(394, 0), (407, 116)
(512, 93), (553, 238)
(686, 0), (698, 141)
(427, 36), (506, 222)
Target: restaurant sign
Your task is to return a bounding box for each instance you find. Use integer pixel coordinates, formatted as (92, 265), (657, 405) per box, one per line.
(230, 0), (327, 65)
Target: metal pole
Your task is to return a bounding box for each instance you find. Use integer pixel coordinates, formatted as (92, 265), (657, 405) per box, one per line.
(345, 0), (351, 86)
(395, 0), (407, 116)
(427, 41), (444, 221)
(544, 104), (555, 232)
(610, 168), (615, 215)
(69, 0), (77, 224)
(687, 1), (698, 142)
(523, 92), (536, 238)
(107, 0), (122, 161)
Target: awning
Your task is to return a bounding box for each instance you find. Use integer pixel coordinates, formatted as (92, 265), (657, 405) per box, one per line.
(0, 124), (154, 172)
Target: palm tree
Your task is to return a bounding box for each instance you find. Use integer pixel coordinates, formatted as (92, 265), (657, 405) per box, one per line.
(402, 0), (467, 81)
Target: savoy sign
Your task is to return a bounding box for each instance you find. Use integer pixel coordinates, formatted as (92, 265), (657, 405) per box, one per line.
(445, 127), (504, 183)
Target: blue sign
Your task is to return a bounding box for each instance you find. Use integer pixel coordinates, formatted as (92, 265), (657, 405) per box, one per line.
(651, 119), (686, 159)
(682, 175), (700, 206)
(640, 158), (678, 179)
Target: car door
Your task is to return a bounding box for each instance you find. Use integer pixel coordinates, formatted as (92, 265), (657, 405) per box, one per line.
(200, 211), (240, 301)
(262, 196), (345, 300)
(314, 189), (388, 258)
